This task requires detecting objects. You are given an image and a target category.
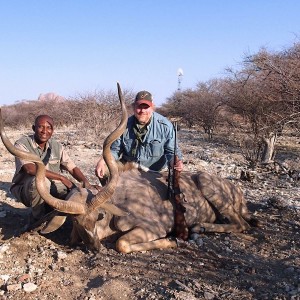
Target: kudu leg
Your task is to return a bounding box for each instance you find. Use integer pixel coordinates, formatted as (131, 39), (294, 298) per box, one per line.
(192, 222), (249, 233)
(192, 209), (251, 233)
(116, 227), (177, 253)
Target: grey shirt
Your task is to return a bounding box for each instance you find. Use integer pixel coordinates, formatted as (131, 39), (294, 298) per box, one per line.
(12, 134), (76, 185)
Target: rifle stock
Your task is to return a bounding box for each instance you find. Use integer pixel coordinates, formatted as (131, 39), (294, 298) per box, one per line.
(173, 156), (189, 240)
(169, 122), (189, 241)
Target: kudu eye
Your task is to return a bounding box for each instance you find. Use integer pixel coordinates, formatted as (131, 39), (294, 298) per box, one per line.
(97, 213), (105, 221)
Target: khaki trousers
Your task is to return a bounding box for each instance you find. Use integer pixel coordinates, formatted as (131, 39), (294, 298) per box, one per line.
(11, 175), (68, 220)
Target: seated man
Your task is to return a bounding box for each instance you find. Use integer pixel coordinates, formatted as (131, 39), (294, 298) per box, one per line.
(95, 90), (183, 182)
(10, 114), (95, 223)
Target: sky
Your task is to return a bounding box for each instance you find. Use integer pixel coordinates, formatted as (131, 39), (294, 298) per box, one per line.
(0, 0), (299, 107)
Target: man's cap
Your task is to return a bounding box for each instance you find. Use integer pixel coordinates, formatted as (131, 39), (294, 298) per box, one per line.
(134, 90), (154, 106)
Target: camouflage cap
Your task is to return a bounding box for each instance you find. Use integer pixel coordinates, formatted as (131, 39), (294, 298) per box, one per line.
(134, 90), (154, 106)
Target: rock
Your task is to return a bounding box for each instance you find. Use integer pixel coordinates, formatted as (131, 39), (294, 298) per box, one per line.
(186, 265), (192, 272)
(204, 291), (215, 299)
(0, 275), (10, 283)
(190, 233), (200, 240)
(7, 283), (22, 291)
(195, 238), (204, 247)
(18, 274), (31, 283)
(57, 250), (67, 260)
(0, 244), (10, 253)
(23, 282), (38, 293)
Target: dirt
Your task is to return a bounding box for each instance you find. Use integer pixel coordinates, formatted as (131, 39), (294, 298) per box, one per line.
(0, 128), (299, 300)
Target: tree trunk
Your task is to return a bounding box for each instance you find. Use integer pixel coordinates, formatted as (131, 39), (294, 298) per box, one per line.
(261, 133), (277, 164)
(203, 125), (213, 139)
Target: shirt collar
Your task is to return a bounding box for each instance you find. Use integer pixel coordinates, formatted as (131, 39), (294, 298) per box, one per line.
(31, 135), (51, 151)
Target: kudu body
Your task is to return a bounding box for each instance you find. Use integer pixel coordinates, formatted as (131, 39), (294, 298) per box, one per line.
(0, 84), (257, 253)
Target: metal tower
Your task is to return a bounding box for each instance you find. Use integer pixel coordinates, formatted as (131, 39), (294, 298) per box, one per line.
(177, 68), (183, 91)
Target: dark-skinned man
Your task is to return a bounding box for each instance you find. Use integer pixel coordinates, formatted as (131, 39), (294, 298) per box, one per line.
(10, 114), (96, 223)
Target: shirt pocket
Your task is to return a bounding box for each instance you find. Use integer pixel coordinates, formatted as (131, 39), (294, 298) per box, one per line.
(49, 159), (60, 165)
(149, 139), (163, 157)
(48, 159), (60, 172)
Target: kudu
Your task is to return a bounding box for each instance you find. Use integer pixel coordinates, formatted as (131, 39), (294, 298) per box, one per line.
(0, 84), (257, 253)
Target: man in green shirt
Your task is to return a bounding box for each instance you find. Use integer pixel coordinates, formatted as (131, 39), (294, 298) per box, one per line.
(10, 114), (95, 223)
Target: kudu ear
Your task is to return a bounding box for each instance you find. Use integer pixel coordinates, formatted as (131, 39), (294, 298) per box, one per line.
(99, 202), (129, 217)
(40, 214), (67, 234)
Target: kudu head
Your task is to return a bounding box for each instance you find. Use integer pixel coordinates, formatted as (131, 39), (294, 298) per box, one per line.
(0, 82), (128, 251)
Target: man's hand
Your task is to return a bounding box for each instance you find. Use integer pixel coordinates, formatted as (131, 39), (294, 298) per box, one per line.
(174, 159), (184, 172)
(95, 158), (107, 178)
(169, 159), (184, 172)
(82, 181), (102, 192)
(91, 185), (103, 191)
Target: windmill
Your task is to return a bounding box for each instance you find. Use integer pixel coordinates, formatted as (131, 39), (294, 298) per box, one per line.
(177, 68), (183, 91)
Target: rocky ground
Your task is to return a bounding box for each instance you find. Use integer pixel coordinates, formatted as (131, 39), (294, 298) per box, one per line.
(0, 127), (299, 300)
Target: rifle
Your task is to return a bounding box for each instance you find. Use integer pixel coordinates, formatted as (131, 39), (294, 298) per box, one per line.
(168, 122), (189, 241)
